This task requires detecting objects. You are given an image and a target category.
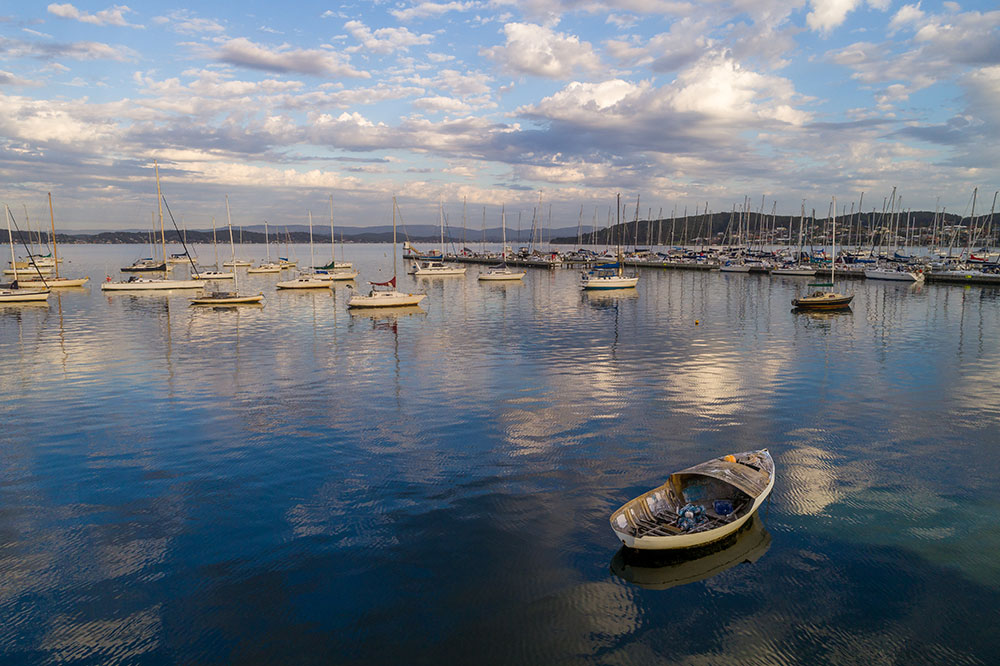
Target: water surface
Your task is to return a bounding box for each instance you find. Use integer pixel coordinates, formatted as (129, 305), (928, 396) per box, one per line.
(1, 244), (998, 664)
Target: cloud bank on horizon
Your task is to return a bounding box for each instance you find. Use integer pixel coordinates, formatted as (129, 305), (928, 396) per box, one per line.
(0, 0), (997, 228)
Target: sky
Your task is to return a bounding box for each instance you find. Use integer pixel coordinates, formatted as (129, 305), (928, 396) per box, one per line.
(0, 0), (998, 231)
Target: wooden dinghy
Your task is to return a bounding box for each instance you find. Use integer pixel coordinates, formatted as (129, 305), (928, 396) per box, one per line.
(610, 449), (774, 551)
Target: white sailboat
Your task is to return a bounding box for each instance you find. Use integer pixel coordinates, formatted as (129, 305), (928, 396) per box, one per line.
(2, 204), (50, 302)
(582, 193), (639, 290)
(478, 205), (525, 281)
(15, 193), (89, 288)
(277, 228), (297, 269)
(313, 195), (358, 281)
(348, 197), (427, 308)
(863, 265), (924, 281)
(410, 200), (466, 276)
(102, 160), (207, 291)
(222, 226), (252, 267)
(277, 212), (332, 289)
(193, 216), (235, 280)
(792, 196), (853, 309)
(191, 196), (264, 305)
(247, 220), (282, 273)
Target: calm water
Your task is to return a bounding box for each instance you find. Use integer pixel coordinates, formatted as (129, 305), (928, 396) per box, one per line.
(2, 244), (999, 665)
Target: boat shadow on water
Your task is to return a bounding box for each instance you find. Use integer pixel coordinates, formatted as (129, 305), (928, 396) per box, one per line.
(610, 512), (771, 591)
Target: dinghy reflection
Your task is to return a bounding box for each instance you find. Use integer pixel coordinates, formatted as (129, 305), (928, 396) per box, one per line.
(610, 513), (771, 590)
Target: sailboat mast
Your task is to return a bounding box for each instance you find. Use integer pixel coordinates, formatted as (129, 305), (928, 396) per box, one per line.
(226, 195), (238, 291)
(48, 193), (59, 279)
(392, 196), (398, 282)
(329, 195), (336, 264)
(6, 205), (17, 282)
(212, 216), (218, 267)
(308, 211), (315, 269)
(617, 192), (623, 277)
(264, 221), (270, 263)
(155, 160), (165, 266)
(439, 199), (445, 256)
(501, 205), (507, 260)
(23, 205), (35, 260)
(798, 201), (805, 266)
(832, 195), (837, 285)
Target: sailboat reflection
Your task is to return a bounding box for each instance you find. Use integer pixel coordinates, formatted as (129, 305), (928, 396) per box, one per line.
(791, 307), (853, 321)
(610, 513), (771, 590)
(584, 289), (639, 307)
(349, 305), (426, 323)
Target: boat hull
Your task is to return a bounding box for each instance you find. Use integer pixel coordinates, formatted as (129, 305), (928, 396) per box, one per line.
(791, 294), (853, 309)
(347, 291), (426, 308)
(190, 293), (264, 305)
(120, 264), (166, 272)
(0, 289), (50, 302)
(864, 269), (923, 281)
(613, 474), (773, 550)
(192, 272), (235, 280)
(772, 268), (816, 276)
(276, 278), (331, 289)
(101, 279), (207, 290)
(15, 277), (89, 288)
(478, 271), (525, 281)
(323, 270), (358, 281)
(582, 276), (639, 290)
(410, 262), (467, 276)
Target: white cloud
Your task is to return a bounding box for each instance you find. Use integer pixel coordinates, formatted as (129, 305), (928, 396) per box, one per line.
(167, 160), (365, 190)
(806, 0), (889, 35)
(0, 70), (41, 87)
(277, 84), (426, 110)
(153, 10), (224, 35)
(605, 14), (637, 29)
(889, 3), (925, 33)
(47, 3), (143, 28)
(0, 36), (137, 62)
(482, 22), (603, 79)
(0, 93), (121, 149)
(22, 28), (54, 38)
(413, 95), (473, 113)
(605, 17), (713, 72)
(524, 54), (810, 130)
(211, 38), (369, 78)
(343, 20), (434, 54)
(390, 2), (477, 21)
(963, 65), (1000, 126)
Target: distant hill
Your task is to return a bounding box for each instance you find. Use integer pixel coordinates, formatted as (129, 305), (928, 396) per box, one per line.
(549, 210), (977, 245)
(16, 224), (590, 245)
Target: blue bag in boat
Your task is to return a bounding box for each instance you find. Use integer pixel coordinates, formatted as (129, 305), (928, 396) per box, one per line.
(714, 499), (734, 516)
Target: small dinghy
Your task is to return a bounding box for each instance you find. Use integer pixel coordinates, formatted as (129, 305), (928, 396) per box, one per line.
(610, 449), (774, 550)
